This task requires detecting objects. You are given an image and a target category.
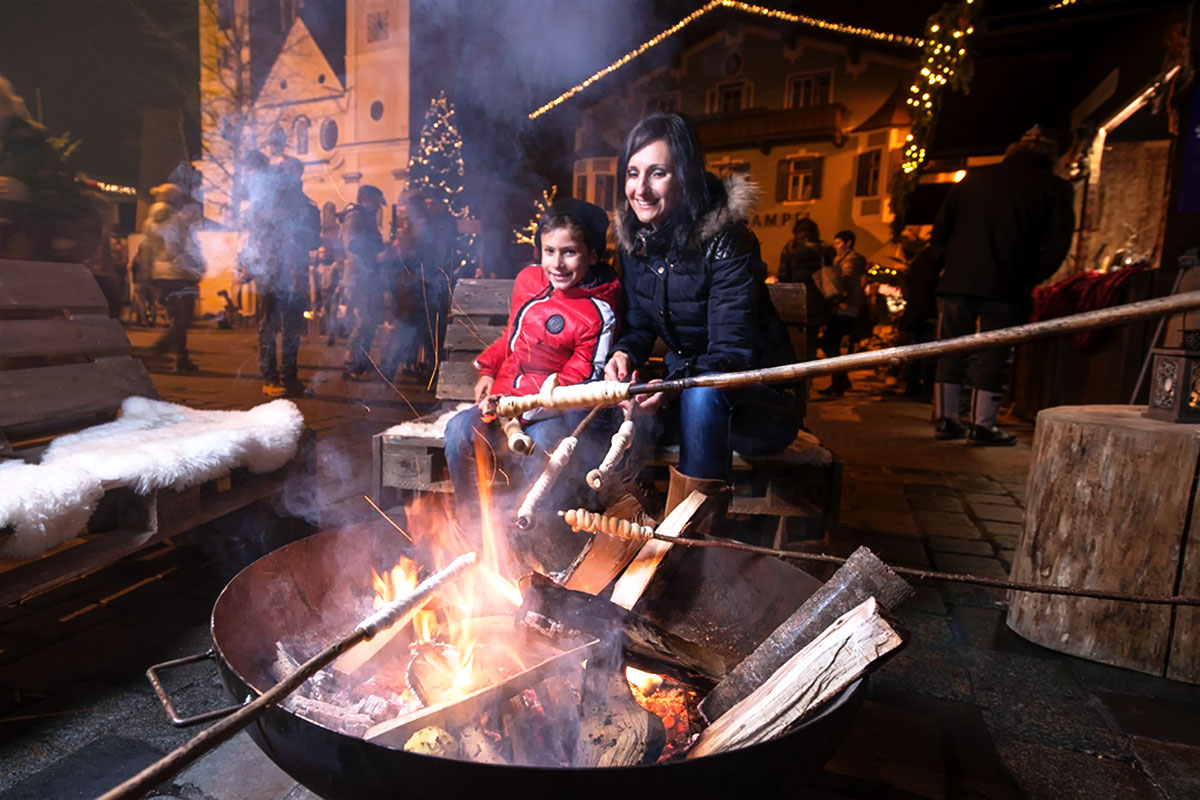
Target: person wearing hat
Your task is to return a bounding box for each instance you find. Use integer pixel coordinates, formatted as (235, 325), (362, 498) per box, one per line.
(929, 125), (1075, 445)
(340, 184), (388, 379)
(441, 197), (621, 556)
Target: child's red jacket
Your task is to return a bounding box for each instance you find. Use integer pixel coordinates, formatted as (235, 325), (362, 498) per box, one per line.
(475, 264), (621, 407)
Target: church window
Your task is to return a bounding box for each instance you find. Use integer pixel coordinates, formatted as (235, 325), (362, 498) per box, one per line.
(294, 117), (310, 155)
(370, 101), (384, 121)
(320, 119), (338, 151)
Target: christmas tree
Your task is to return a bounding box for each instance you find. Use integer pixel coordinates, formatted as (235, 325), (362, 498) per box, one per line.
(513, 185), (557, 254)
(408, 91), (477, 275)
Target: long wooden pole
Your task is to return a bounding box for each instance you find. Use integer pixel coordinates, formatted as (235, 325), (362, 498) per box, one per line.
(98, 553), (478, 800)
(497, 290), (1200, 417)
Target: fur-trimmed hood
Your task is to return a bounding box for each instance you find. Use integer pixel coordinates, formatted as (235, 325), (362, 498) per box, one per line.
(615, 173), (760, 253)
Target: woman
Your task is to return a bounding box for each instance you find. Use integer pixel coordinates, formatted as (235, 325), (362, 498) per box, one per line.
(603, 113), (799, 501)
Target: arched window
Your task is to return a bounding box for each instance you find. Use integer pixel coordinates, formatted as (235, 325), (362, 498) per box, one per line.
(293, 117), (310, 155)
(320, 119), (338, 151)
(267, 124), (286, 156)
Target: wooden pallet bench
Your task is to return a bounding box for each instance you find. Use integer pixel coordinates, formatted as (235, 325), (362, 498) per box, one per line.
(373, 278), (841, 547)
(0, 259), (314, 606)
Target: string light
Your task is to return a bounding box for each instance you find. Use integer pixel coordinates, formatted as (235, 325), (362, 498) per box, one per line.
(889, 0), (979, 235)
(528, 0), (924, 119)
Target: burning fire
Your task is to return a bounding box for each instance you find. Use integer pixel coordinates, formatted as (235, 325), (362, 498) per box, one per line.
(302, 310), (315, 319)
(364, 440), (528, 706)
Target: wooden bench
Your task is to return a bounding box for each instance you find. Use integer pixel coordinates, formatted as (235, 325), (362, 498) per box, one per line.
(0, 259), (314, 606)
(373, 278), (841, 547)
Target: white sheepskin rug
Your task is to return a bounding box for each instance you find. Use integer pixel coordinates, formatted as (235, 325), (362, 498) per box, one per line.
(0, 397), (305, 559)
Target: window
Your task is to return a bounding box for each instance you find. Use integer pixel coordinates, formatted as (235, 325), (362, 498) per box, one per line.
(855, 149), (882, 197)
(367, 10), (390, 43)
(710, 160), (750, 181)
(293, 117), (310, 155)
(594, 173), (615, 212)
(645, 92), (680, 115)
(370, 100), (384, 121)
(776, 157), (823, 202)
(576, 175), (588, 202)
(706, 81), (747, 114)
(319, 119), (338, 151)
(785, 70), (833, 109)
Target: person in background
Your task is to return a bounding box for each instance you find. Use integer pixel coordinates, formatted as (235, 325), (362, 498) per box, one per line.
(142, 182), (205, 372)
(341, 184), (388, 380)
(317, 201), (347, 344)
(79, 192), (123, 317)
(249, 157), (320, 397)
(777, 216), (827, 361)
(930, 126), (1074, 445)
(816, 229), (867, 396)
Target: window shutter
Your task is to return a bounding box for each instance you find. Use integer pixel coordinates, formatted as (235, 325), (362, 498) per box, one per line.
(776, 159), (790, 202)
(812, 158), (824, 199)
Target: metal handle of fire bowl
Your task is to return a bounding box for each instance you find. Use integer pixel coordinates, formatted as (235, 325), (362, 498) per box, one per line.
(146, 649), (242, 727)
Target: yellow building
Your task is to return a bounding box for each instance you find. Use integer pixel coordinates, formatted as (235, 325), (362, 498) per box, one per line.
(198, 0), (414, 231)
(563, 15), (919, 272)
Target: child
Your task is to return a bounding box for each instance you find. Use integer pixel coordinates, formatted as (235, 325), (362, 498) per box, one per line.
(442, 198), (620, 548)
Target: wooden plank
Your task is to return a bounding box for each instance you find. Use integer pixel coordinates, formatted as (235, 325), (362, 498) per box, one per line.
(1007, 406), (1193, 677)
(0, 260), (108, 314)
(1169, 476), (1200, 683)
(0, 357), (157, 433)
(450, 279), (514, 318)
(444, 322), (504, 353)
(767, 282), (806, 326)
(434, 360), (477, 402)
(0, 528), (161, 607)
(609, 491), (715, 610)
(0, 316), (132, 359)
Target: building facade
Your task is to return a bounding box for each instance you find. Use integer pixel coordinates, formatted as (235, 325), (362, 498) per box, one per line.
(570, 21), (917, 272)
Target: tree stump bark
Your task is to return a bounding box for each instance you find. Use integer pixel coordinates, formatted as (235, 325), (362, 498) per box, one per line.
(1007, 405), (1200, 683)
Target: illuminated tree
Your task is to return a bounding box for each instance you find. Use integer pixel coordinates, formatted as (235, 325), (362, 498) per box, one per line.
(408, 91), (477, 275)
(512, 185), (557, 255)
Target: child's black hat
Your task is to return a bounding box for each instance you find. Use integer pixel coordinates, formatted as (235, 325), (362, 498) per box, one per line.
(537, 198), (610, 257)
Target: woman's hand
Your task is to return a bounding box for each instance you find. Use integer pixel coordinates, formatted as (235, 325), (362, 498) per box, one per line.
(604, 351), (632, 382)
(621, 378), (668, 417)
(473, 374), (494, 404)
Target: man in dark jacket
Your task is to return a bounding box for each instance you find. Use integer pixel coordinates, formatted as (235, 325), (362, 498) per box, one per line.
(246, 156), (321, 396)
(930, 127), (1074, 445)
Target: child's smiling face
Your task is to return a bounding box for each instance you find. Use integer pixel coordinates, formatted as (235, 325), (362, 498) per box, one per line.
(540, 226), (596, 291)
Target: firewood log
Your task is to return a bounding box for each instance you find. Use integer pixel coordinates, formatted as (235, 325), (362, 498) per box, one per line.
(573, 665), (665, 767)
(519, 573), (724, 685)
(688, 597), (901, 759)
(699, 546), (912, 723)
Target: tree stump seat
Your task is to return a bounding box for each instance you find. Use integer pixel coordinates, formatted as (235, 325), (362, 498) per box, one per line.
(1007, 404), (1200, 684)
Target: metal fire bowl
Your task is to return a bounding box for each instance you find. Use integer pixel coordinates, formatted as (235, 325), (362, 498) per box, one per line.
(209, 523), (865, 800)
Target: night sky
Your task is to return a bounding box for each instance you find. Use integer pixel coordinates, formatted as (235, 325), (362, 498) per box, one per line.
(0, 0), (1073, 189)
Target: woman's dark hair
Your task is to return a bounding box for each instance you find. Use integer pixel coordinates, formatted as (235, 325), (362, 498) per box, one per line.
(834, 229), (856, 248)
(793, 216), (820, 241)
(616, 113), (711, 251)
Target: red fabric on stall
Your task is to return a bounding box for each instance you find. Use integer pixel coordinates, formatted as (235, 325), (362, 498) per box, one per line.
(1030, 265), (1147, 351)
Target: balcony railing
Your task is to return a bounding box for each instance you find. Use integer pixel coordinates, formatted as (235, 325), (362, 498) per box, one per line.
(694, 103), (846, 151)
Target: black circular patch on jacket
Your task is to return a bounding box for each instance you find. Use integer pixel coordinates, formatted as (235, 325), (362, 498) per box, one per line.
(545, 314), (565, 334)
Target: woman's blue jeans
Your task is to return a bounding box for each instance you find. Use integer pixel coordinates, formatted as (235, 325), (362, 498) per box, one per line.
(673, 383), (800, 480)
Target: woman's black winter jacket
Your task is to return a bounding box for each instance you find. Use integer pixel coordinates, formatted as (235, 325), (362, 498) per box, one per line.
(613, 175), (795, 380)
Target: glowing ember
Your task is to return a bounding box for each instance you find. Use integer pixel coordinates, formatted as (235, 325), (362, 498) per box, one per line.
(625, 666), (663, 696)
(627, 669), (702, 761)
(302, 310), (315, 319)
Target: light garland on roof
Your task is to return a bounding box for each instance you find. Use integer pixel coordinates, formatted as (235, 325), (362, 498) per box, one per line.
(528, 0), (924, 120)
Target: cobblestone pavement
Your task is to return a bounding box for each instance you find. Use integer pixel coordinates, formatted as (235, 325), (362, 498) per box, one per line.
(1, 330), (1198, 799)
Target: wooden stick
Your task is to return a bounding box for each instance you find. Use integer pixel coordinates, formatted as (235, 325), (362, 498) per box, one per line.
(97, 553), (478, 800)
(514, 404), (603, 529)
(496, 291), (1200, 416)
(586, 404), (636, 489)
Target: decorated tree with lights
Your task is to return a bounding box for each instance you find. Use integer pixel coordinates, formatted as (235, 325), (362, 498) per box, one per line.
(407, 92), (478, 275)
(512, 185), (557, 256)
(889, 0), (981, 237)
